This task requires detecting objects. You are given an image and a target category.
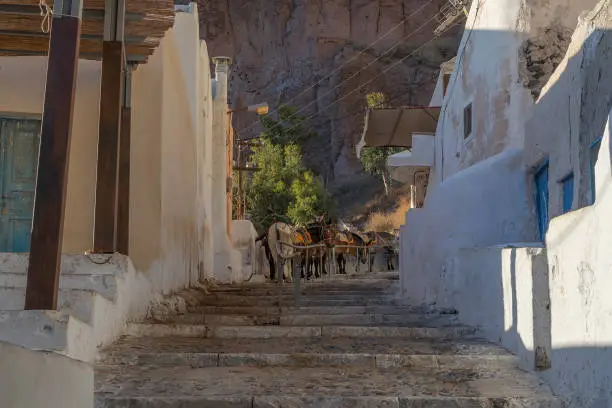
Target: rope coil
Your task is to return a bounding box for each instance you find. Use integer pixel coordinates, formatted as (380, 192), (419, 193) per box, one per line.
(39, 0), (54, 34)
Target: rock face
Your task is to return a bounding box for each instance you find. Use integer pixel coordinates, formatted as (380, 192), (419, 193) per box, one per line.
(195, 0), (462, 184)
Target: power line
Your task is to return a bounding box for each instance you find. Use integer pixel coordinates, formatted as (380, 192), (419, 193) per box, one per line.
(293, 33), (449, 127)
(237, 78), (435, 144)
(236, 0), (441, 136)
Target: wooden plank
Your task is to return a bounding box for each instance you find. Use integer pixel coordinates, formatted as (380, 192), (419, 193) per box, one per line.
(0, 14), (167, 38)
(0, 33), (156, 57)
(93, 40), (123, 253)
(0, 0), (175, 15)
(116, 105), (131, 255)
(24, 14), (81, 310)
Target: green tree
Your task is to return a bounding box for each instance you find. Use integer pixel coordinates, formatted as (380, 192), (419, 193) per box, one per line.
(359, 92), (402, 195)
(245, 106), (334, 233)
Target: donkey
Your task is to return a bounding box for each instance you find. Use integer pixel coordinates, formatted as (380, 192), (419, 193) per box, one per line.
(323, 227), (368, 274)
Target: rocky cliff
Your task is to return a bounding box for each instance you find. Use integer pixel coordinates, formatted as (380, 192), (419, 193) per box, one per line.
(193, 0), (462, 185)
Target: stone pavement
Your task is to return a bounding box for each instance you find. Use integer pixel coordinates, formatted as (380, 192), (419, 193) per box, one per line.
(94, 273), (562, 407)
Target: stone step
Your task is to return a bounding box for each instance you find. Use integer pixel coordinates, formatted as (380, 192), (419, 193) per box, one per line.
(214, 278), (397, 290)
(125, 323), (478, 339)
(206, 289), (390, 297)
(0, 310), (92, 361)
(0, 287), (110, 324)
(192, 296), (395, 307)
(94, 365), (561, 408)
(0, 272), (118, 301)
(153, 312), (459, 327)
(99, 335), (518, 370)
(203, 292), (391, 300)
(188, 305), (421, 315)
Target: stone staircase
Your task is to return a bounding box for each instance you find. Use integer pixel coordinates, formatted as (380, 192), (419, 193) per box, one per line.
(0, 253), (152, 362)
(95, 273), (562, 407)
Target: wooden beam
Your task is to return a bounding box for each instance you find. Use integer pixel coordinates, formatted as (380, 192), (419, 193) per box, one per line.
(93, 40), (123, 253)
(94, 0), (125, 253)
(25, 1), (82, 310)
(116, 67), (131, 255)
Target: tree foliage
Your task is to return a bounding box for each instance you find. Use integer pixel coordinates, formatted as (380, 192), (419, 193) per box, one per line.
(359, 92), (402, 194)
(245, 106), (334, 233)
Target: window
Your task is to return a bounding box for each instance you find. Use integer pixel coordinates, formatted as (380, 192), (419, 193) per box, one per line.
(463, 103), (473, 140)
(534, 160), (549, 241)
(590, 137), (603, 204)
(560, 173), (574, 214)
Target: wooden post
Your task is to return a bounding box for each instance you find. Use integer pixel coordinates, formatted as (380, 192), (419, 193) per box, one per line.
(116, 67), (131, 255)
(93, 0), (126, 253)
(25, 0), (83, 310)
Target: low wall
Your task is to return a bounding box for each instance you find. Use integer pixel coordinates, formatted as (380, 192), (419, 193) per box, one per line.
(0, 341), (93, 408)
(400, 149), (538, 305)
(231, 220), (259, 281)
(444, 245), (550, 371)
(538, 109), (612, 407)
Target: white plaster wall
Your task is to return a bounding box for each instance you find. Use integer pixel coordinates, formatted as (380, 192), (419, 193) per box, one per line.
(0, 341), (93, 408)
(442, 245), (550, 371)
(432, 0), (596, 188)
(131, 5), (217, 294)
(400, 149), (538, 305)
(433, 0), (533, 186)
(525, 0), (612, 216)
(198, 40), (215, 282)
(0, 57), (101, 253)
(211, 60), (244, 283)
(539, 109), (612, 407)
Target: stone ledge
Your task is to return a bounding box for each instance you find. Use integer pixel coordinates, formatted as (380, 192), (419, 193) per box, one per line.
(94, 395), (563, 408)
(100, 351), (519, 370)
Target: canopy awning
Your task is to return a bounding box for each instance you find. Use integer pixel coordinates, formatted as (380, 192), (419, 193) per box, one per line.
(356, 106), (440, 157)
(0, 0), (175, 64)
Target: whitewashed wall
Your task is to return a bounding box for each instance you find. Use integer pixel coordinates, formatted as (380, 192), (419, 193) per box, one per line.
(400, 149), (538, 305)
(0, 341), (93, 408)
(538, 109), (612, 407)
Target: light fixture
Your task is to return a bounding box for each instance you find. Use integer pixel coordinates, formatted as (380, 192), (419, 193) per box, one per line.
(247, 102), (269, 115)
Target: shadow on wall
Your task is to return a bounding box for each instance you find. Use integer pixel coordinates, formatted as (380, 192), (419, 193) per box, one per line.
(404, 25), (612, 407)
(453, 244), (612, 407)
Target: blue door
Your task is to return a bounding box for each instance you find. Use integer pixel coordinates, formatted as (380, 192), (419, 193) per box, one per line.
(534, 162), (549, 241)
(0, 118), (41, 252)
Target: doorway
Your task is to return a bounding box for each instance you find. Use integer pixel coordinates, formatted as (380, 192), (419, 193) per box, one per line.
(0, 117), (41, 252)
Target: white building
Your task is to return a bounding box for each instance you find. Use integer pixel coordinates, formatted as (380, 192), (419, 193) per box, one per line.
(371, 0), (612, 405)
(0, 2), (256, 369)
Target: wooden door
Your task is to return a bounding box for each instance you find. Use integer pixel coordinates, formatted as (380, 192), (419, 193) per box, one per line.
(0, 118), (41, 252)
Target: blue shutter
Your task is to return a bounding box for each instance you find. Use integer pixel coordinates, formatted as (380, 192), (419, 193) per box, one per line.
(561, 174), (574, 214)
(534, 161), (549, 242)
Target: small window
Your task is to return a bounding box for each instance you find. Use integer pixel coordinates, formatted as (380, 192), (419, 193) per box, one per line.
(561, 173), (574, 214)
(463, 103), (473, 140)
(590, 137), (603, 204)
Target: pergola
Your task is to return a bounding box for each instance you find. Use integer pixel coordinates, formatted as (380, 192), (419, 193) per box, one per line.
(0, 0), (173, 63)
(0, 0), (174, 310)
